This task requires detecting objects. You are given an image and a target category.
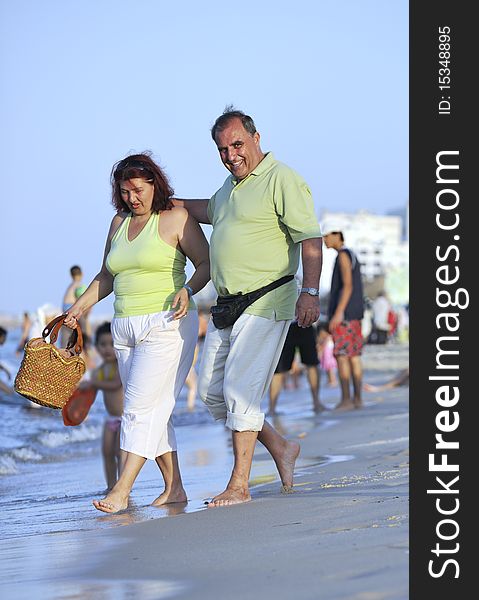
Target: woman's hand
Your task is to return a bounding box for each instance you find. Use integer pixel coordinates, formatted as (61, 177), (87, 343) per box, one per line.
(172, 287), (190, 320)
(63, 303), (84, 329)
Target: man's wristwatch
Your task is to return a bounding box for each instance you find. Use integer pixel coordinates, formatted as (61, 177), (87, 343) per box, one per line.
(300, 287), (319, 296)
(183, 285), (194, 298)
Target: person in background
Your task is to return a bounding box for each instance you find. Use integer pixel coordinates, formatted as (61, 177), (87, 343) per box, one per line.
(80, 333), (97, 372)
(64, 152), (210, 513)
(63, 266), (84, 312)
(316, 321), (338, 387)
(25, 304), (59, 339)
(322, 221), (364, 411)
(387, 306), (398, 341)
(15, 312), (32, 355)
(396, 304), (409, 344)
(283, 353), (303, 390)
(197, 309), (209, 340)
(61, 266), (84, 346)
(268, 321), (326, 415)
(74, 284), (92, 340)
(0, 326), (14, 396)
(183, 309), (209, 411)
(79, 322), (123, 491)
(364, 367), (409, 392)
(370, 291), (391, 345)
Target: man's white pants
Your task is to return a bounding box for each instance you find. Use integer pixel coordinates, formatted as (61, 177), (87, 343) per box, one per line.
(112, 311), (198, 460)
(198, 314), (291, 431)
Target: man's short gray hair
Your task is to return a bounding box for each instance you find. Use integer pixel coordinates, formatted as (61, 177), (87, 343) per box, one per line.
(211, 105), (257, 141)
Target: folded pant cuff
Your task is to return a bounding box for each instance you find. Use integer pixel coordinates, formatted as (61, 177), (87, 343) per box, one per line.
(225, 411), (264, 432)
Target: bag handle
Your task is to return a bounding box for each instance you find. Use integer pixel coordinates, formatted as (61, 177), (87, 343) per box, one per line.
(42, 315), (84, 355)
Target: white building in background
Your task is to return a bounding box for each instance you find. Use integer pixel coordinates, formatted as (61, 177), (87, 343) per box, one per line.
(319, 208), (409, 304)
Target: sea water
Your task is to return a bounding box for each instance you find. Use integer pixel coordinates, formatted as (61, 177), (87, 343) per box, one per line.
(0, 324), (347, 540)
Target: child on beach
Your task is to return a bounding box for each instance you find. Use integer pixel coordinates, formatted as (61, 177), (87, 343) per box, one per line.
(316, 322), (338, 387)
(79, 322), (123, 491)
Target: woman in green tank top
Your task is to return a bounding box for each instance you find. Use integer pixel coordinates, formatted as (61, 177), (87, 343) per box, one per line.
(64, 153), (210, 513)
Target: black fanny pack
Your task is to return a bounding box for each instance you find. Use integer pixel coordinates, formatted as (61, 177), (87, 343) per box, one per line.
(210, 275), (294, 330)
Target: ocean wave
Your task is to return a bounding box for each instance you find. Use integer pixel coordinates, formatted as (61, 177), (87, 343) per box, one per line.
(38, 424), (102, 448)
(0, 456), (18, 475)
(11, 447), (43, 461)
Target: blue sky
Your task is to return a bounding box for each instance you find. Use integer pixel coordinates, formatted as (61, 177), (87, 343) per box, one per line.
(0, 0), (408, 316)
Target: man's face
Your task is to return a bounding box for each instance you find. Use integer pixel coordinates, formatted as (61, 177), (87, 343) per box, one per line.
(214, 118), (263, 180)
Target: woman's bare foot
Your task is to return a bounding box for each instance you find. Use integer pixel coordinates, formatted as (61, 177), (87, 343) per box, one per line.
(334, 400), (355, 412)
(151, 486), (187, 506)
(207, 485), (251, 508)
(92, 491), (128, 514)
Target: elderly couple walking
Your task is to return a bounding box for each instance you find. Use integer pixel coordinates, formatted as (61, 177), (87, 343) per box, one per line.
(64, 107), (323, 512)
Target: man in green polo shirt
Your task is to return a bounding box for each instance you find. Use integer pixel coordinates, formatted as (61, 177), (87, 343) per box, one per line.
(177, 107), (322, 507)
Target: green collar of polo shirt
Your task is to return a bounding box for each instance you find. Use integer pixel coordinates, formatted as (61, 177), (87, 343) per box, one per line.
(232, 151), (275, 185)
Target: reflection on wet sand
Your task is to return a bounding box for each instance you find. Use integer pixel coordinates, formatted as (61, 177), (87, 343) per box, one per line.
(0, 578), (187, 600)
(182, 448), (212, 468)
(267, 412), (338, 439)
(150, 501), (188, 517)
(94, 500), (139, 527)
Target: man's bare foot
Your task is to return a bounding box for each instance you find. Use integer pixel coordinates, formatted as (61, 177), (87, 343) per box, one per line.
(207, 486), (251, 508)
(354, 400), (364, 409)
(273, 440), (300, 489)
(151, 487), (187, 507)
(93, 491), (128, 514)
(334, 400), (355, 412)
(313, 403), (328, 413)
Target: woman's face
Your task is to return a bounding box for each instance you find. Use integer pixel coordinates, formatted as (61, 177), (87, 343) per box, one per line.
(119, 178), (154, 216)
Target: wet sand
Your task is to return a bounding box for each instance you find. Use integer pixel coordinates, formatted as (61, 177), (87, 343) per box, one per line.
(0, 344), (409, 600)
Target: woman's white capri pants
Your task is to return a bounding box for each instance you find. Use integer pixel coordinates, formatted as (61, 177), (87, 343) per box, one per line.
(112, 310), (198, 460)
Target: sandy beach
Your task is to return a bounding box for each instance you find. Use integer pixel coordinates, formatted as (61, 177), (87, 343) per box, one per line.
(0, 343), (408, 600)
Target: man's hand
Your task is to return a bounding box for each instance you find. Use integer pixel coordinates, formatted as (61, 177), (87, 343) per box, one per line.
(295, 293), (320, 328)
(171, 198), (210, 224)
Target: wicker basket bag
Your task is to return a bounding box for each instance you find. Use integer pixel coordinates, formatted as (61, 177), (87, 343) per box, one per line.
(14, 315), (86, 409)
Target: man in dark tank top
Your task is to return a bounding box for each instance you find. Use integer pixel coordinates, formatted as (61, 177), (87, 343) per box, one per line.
(322, 220), (365, 411)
